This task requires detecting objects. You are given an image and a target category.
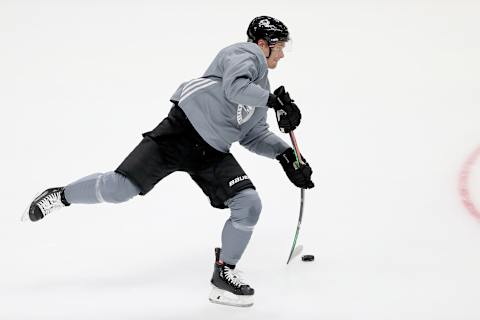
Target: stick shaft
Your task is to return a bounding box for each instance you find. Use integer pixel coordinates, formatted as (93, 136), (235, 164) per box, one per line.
(286, 131), (306, 264)
(289, 131), (303, 164)
(286, 188), (305, 264)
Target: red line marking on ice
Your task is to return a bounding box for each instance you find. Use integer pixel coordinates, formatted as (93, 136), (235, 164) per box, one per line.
(459, 145), (480, 220)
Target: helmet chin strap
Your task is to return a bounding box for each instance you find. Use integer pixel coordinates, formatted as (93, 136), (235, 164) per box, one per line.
(264, 43), (272, 59)
(257, 39), (273, 59)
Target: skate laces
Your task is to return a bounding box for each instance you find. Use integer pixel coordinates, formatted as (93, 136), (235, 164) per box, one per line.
(222, 266), (248, 288)
(37, 192), (64, 215)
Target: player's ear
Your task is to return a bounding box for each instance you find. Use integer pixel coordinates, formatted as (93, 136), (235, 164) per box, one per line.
(257, 39), (267, 48)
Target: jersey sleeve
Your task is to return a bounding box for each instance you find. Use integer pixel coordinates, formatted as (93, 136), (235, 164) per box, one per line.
(222, 52), (270, 108)
(239, 114), (290, 159)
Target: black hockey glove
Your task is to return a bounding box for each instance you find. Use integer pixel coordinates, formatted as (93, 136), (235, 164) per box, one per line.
(276, 148), (314, 189)
(267, 86), (301, 133)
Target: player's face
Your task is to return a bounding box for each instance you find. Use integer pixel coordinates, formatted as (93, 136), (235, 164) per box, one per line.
(258, 40), (286, 69)
(266, 42), (286, 69)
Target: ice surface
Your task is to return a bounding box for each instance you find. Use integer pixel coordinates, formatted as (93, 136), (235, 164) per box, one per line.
(1, 1), (480, 319)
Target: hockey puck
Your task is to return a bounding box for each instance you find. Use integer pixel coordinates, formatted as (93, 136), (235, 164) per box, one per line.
(301, 254), (315, 262)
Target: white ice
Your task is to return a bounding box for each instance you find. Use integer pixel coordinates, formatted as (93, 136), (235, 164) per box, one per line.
(1, 1), (480, 319)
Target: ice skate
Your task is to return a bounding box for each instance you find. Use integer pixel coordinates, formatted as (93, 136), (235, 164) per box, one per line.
(23, 187), (70, 222)
(209, 248), (254, 307)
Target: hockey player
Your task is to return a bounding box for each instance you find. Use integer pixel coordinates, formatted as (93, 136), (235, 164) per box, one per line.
(25, 16), (314, 307)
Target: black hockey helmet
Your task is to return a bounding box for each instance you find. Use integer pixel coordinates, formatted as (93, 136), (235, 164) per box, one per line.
(247, 16), (290, 46)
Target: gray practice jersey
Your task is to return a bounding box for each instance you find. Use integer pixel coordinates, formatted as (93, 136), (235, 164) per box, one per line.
(170, 42), (289, 159)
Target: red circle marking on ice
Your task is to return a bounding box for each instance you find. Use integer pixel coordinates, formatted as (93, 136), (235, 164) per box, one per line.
(459, 145), (480, 220)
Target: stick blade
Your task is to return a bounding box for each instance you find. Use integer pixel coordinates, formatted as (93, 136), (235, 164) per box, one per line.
(286, 244), (304, 264)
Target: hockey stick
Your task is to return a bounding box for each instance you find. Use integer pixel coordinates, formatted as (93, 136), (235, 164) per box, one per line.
(286, 131), (306, 264)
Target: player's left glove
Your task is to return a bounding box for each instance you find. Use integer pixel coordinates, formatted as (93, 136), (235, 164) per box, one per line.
(276, 148), (314, 189)
(267, 86), (301, 133)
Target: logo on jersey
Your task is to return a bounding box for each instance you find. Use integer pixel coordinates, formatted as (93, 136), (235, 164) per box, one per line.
(237, 104), (255, 125)
(229, 175), (249, 187)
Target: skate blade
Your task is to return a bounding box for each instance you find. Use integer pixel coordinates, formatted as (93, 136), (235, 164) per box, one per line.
(20, 208), (29, 222)
(208, 285), (254, 307)
(20, 192), (41, 222)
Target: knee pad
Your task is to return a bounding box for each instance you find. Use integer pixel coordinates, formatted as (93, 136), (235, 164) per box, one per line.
(226, 188), (262, 232)
(96, 171), (140, 203)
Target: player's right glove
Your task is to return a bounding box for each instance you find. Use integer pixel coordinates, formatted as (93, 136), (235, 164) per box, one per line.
(276, 148), (314, 189)
(267, 86), (301, 133)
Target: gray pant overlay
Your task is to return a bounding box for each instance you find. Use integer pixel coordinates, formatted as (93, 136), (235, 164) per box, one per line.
(63, 171), (261, 265)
